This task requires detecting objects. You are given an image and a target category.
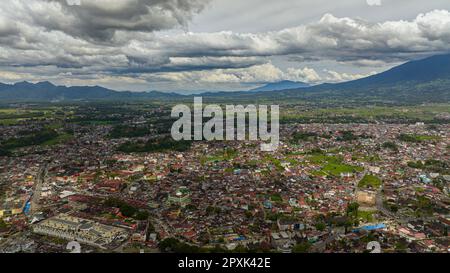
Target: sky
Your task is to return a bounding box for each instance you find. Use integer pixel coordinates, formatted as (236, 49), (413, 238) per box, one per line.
(0, 0), (450, 93)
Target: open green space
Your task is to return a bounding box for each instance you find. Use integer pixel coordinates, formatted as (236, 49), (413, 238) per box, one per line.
(358, 174), (382, 189)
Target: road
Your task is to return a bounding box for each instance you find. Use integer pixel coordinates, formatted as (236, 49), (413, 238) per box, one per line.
(376, 187), (437, 225)
(311, 171), (368, 252)
(30, 164), (48, 214)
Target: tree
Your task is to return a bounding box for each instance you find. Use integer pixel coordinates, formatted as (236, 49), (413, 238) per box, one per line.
(382, 141), (398, 151)
(234, 244), (248, 253)
(344, 219), (354, 234)
(135, 210), (149, 221)
(159, 238), (180, 252)
(120, 204), (137, 217)
(198, 231), (210, 245)
(0, 148), (11, 157)
(315, 222), (326, 231)
(0, 218), (8, 229)
(292, 242), (311, 253)
(346, 202), (360, 218)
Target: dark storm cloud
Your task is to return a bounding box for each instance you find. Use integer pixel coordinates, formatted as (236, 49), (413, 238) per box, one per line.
(34, 0), (211, 41)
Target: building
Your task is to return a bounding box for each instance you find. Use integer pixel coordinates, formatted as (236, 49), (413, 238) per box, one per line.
(33, 214), (128, 248)
(0, 197), (27, 218)
(167, 186), (191, 207)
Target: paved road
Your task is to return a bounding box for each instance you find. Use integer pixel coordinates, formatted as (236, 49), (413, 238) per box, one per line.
(376, 188), (437, 224)
(312, 171), (368, 252)
(30, 164), (47, 214)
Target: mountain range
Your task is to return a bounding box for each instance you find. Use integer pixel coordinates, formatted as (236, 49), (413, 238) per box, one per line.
(1, 54), (450, 103)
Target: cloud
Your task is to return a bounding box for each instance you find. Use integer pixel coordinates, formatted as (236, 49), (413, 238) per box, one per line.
(323, 69), (377, 82)
(151, 63), (284, 84)
(5, 0), (211, 42)
(366, 0), (382, 7)
(114, 9), (450, 73)
(1, 5), (450, 90)
(285, 67), (321, 83)
(149, 64), (323, 85)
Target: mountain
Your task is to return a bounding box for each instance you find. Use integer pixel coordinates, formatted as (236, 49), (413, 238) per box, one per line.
(0, 81), (113, 100)
(337, 54), (450, 87)
(0, 54), (449, 103)
(251, 80), (310, 92)
(0, 81), (180, 101)
(245, 54), (450, 103)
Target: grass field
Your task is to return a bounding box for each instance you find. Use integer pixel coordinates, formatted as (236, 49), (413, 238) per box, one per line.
(322, 163), (364, 176)
(357, 210), (375, 222)
(0, 107), (65, 125)
(200, 149), (238, 164)
(358, 175), (382, 189)
(305, 153), (363, 177)
(281, 103), (450, 123)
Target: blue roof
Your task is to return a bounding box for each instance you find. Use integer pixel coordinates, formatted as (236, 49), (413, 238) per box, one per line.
(23, 201), (31, 214)
(360, 223), (386, 231)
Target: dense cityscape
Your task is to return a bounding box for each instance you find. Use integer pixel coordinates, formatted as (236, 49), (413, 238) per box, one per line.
(0, 104), (448, 253)
(0, 0), (449, 261)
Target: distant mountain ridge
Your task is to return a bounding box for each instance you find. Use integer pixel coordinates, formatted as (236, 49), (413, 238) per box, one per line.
(1, 54), (450, 103)
(0, 81), (181, 101)
(250, 80), (310, 92)
(240, 53), (450, 103)
(337, 54), (450, 87)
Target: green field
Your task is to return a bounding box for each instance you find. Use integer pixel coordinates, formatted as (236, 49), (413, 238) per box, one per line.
(281, 104), (450, 124)
(357, 210), (375, 222)
(322, 163), (364, 176)
(305, 153), (363, 177)
(200, 149), (238, 164)
(358, 175), (382, 189)
(398, 134), (441, 142)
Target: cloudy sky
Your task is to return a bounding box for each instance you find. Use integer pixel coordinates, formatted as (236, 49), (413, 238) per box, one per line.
(1, 0), (450, 93)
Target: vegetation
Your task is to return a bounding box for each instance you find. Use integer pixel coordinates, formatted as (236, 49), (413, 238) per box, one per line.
(322, 162), (363, 177)
(337, 131), (358, 141)
(270, 194), (283, 202)
(104, 198), (149, 220)
(0, 148), (11, 157)
(414, 196), (434, 216)
(357, 210), (375, 222)
(291, 132), (317, 142)
(0, 128), (59, 151)
(358, 175), (382, 189)
(382, 141), (398, 151)
(398, 134), (440, 143)
(201, 148), (238, 164)
(280, 104), (450, 125)
(0, 218), (8, 229)
(346, 202), (360, 219)
(292, 242), (312, 253)
(407, 160), (449, 175)
(109, 125), (150, 139)
(118, 138), (192, 153)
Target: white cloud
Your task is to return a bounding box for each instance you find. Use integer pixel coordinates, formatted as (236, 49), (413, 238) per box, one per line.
(0, 3), (450, 90)
(324, 69), (377, 82)
(366, 0), (382, 7)
(285, 67), (321, 83)
(152, 63), (284, 84)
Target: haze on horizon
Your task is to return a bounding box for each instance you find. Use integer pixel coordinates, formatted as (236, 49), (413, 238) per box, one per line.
(1, 0), (450, 93)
